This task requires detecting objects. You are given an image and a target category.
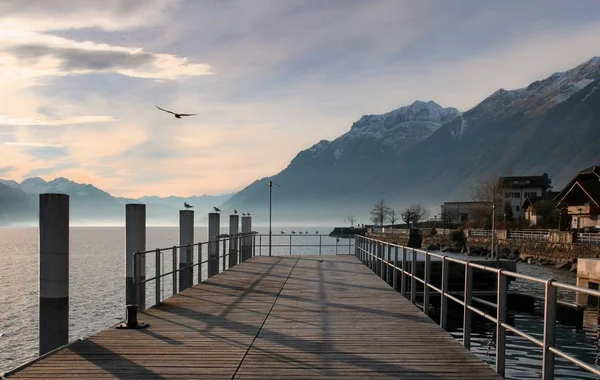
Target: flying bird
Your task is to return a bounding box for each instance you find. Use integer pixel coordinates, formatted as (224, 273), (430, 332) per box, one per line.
(234, 209), (238, 214)
(213, 207), (221, 212)
(155, 106), (198, 119)
(184, 202), (193, 209)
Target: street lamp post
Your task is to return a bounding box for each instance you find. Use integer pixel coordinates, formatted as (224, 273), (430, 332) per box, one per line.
(492, 204), (497, 266)
(269, 181), (272, 257)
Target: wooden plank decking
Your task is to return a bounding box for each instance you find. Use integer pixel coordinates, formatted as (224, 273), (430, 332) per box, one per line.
(7, 255), (501, 379)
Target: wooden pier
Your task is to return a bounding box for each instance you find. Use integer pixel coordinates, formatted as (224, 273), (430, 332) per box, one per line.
(6, 255), (500, 379)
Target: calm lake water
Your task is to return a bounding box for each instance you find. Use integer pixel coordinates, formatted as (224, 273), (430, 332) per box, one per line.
(1, 227), (599, 379)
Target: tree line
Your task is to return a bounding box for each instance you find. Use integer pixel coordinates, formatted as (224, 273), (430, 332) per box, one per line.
(369, 199), (430, 228)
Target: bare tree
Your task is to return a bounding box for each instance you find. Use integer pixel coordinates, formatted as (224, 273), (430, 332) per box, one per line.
(472, 176), (505, 227)
(347, 214), (357, 227)
(370, 199), (391, 226)
(387, 209), (398, 232)
(401, 204), (431, 228)
(472, 176), (504, 210)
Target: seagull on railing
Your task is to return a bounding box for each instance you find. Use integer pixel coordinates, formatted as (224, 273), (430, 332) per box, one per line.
(234, 209), (238, 214)
(281, 231), (285, 234)
(247, 212), (251, 216)
(184, 202), (193, 209)
(291, 231), (296, 234)
(315, 231), (319, 234)
(213, 206), (221, 212)
(305, 231), (308, 234)
(299, 232), (303, 235)
(156, 105), (198, 119)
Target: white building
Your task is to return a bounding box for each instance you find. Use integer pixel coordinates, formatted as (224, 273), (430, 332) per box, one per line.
(501, 173), (552, 220)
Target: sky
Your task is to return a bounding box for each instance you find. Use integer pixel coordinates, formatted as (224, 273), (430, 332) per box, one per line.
(1, 0), (599, 198)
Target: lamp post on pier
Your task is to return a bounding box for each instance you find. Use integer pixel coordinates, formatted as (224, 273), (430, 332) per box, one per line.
(492, 203), (497, 267)
(268, 181), (282, 257)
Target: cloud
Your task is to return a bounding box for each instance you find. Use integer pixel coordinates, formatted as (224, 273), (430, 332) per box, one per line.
(0, 166), (16, 176)
(0, 115), (116, 126)
(0, 31), (213, 82)
(0, 0), (175, 32)
(4, 142), (63, 147)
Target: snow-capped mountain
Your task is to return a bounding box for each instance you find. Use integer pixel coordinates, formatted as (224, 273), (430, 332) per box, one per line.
(308, 100), (460, 160)
(225, 57), (600, 220)
(471, 57), (600, 120)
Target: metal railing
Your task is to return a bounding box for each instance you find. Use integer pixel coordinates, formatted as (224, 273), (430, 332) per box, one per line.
(132, 233), (356, 309)
(577, 233), (600, 245)
(254, 234), (355, 256)
(355, 235), (600, 380)
(508, 229), (550, 241)
(132, 232), (257, 308)
(468, 229), (492, 238)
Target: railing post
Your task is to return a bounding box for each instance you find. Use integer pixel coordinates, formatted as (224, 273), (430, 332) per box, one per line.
(241, 216), (250, 261)
(378, 243), (383, 278)
(496, 270), (508, 376)
(222, 238), (227, 271)
(39, 193), (69, 355)
(440, 256), (449, 329)
(179, 210), (194, 291)
(348, 235), (351, 255)
(229, 214), (239, 268)
(319, 235), (322, 255)
(259, 234), (262, 256)
(172, 246), (177, 295)
(463, 262), (473, 349)
(155, 249), (161, 306)
(208, 212), (220, 277)
(424, 252), (431, 316)
(393, 246), (399, 291)
(335, 237), (339, 255)
(290, 235), (292, 255)
(542, 280), (557, 380)
(411, 249), (417, 304)
(401, 247), (407, 297)
(126, 203), (146, 310)
(198, 244), (203, 283)
(387, 244), (392, 284)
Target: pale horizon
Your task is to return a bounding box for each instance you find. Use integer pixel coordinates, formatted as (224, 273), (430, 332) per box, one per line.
(1, 1), (599, 197)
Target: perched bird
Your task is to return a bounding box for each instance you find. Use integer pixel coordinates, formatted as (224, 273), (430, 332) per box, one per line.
(291, 231), (296, 234)
(234, 209), (238, 214)
(184, 202), (193, 209)
(315, 231), (319, 234)
(299, 232), (303, 235)
(247, 213), (251, 216)
(305, 231), (308, 234)
(281, 231), (285, 234)
(213, 207), (221, 212)
(156, 106), (198, 119)
(242, 213), (247, 216)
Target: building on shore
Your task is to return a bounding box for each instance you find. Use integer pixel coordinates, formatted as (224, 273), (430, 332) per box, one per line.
(440, 201), (489, 225)
(501, 173), (552, 220)
(521, 191), (560, 227)
(554, 166), (600, 231)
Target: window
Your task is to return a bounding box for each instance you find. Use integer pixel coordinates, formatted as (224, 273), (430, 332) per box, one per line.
(516, 206), (520, 211)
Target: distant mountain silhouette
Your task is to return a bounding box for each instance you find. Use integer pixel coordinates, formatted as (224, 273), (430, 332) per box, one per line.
(0, 177), (233, 225)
